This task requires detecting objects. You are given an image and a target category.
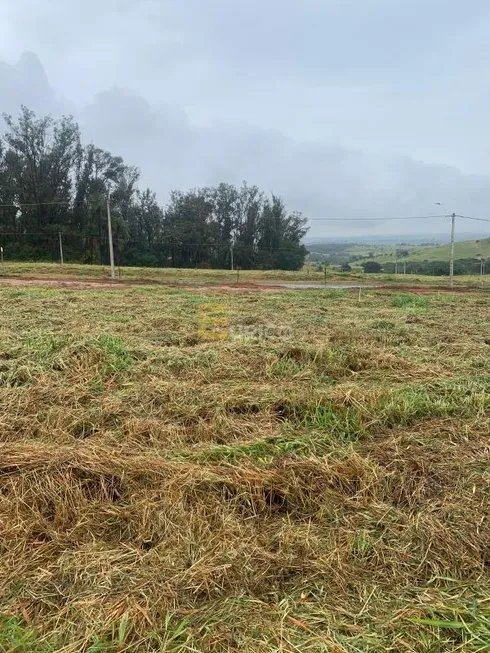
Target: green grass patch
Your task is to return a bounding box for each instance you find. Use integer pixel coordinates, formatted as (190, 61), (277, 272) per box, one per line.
(0, 617), (53, 652)
(391, 293), (430, 309)
(89, 334), (133, 373)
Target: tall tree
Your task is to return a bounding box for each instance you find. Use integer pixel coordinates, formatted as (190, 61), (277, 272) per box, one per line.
(212, 182), (239, 267)
(2, 106), (81, 257)
(0, 107), (309, 269)
(257, 196), (308, 269)
(125, 189), (164, 266)
(162, 189), (217, 267)
(235, 182), (263, 268)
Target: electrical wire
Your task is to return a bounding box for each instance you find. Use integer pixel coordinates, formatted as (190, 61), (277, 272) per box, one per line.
(0, 200), (101, 208)
(305, 214), (448, 221)
(457, 215), (490, 223)
(0, 203), (455, 221)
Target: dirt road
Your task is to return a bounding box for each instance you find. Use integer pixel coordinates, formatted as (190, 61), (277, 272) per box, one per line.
(0, 275), (484, 293)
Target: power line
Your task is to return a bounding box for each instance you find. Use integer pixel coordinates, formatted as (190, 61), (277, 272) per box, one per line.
(0, 210), (487, 236)
(0, 203), (479, 223)
(0, 200), (486, 225)
(0, 232), (311, 252)
(457, 215), (490, 223)
(0, 200), (101, 208)
(0, 204), (455, 220)
(306, 214), (448, 221)
(0, 213), (487, 240)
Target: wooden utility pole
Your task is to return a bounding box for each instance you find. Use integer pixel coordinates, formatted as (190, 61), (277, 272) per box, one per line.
(107, 192), (116, 279)
(449, 213), (456, 287)
(476, 255), (485, 276)
(230, 244), (234, 271)
(58, 232), (64, 265)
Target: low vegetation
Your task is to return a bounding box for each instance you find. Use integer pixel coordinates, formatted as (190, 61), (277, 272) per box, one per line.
(0, 277), (489, 651)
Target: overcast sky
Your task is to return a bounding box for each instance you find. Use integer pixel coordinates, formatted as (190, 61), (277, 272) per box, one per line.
(1, 0), (490, 239)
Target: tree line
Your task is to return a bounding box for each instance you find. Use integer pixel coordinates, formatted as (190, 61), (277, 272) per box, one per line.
(380, 258), (489, 276)
(0, 106), (309, 269)
(357, 259), (488, 275)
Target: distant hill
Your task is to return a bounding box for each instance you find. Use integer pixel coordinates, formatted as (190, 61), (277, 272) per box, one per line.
(306, 237), (490, 270)
(304, 232), (489, 245)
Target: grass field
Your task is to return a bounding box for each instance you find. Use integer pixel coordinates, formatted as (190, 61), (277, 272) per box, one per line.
(0, 276), (490, 651)
(306, 237), (490, 268)
(2, 260), (490, 289)
(0, 261), (354, 285)
(358, 238), (490, 264)
(393, 238), (490, 262)
(306, 243), (395, 262)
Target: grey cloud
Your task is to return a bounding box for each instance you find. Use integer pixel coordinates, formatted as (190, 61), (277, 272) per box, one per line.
(0, 51), (488, 240)
(2, 0), (490, 241)
(78, 85), (490, 238)
(0, 52), (58, 116)
(3, 1), (490, 164)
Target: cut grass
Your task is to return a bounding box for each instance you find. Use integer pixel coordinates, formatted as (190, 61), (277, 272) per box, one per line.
(3, 259), (490, 288)
(0, 283), (489, 651)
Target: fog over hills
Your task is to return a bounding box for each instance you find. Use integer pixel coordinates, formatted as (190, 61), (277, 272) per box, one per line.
(1, 46), (490, 240)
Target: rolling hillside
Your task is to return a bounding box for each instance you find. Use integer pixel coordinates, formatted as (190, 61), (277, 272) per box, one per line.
(364, 238), (490, 263)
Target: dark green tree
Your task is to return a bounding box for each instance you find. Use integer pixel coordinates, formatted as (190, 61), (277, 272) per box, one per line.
(0, 107), (310, 270)
(162, 189), (218, 267)
(361, 261), (382, 273)
(234, 182), (263, 268)
(1, 106), (81, 258)
(212, 182), (239, 267)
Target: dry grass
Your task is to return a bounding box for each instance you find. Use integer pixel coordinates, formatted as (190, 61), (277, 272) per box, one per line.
(2, 260), (490, 288)
(0, 283), (489, 651)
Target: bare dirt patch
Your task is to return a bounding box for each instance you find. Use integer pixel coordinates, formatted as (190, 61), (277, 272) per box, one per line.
(0, 275), (485, 294)
(0, 277), (132, 290)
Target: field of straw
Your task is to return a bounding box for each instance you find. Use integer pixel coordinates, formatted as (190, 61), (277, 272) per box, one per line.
(2, 260), (490, 289)
(0, 281), (489, 651)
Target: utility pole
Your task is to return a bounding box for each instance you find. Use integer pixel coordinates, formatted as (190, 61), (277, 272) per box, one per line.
(58, 231), (64, 265)
(0, 247), (3, 263)
(435, 203), (456, 287)
(403, 261), (406, 275)
(230, 244), (234, 271)
(449, 212), (456, 287)
(107, 191), (116, 279)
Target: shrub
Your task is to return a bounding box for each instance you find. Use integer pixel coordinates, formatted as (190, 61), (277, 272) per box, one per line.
(361, 261), (382, 273)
